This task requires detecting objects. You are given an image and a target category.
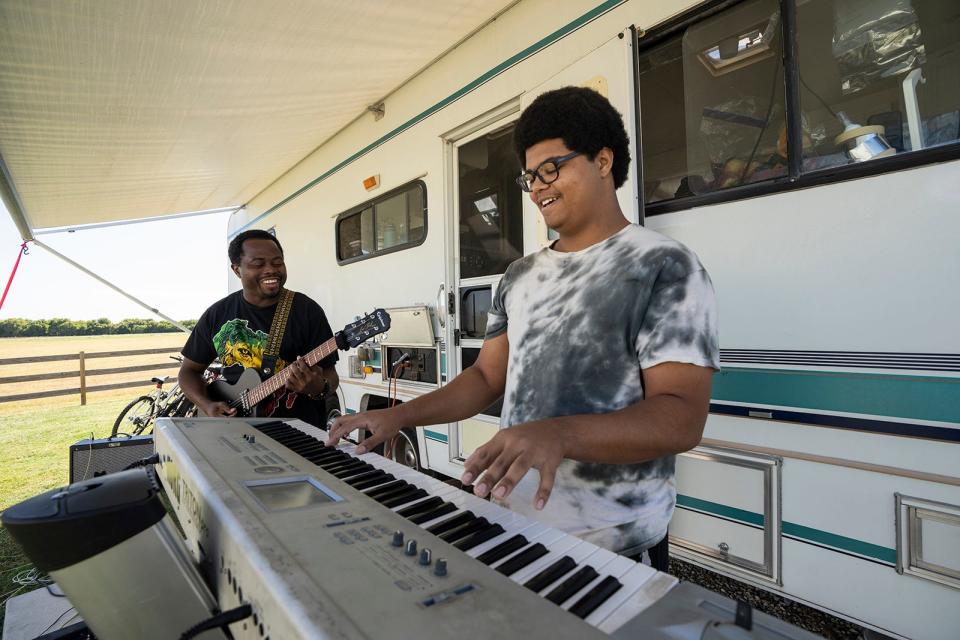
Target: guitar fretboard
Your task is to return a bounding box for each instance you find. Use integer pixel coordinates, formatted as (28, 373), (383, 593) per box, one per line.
(246, 336), (338, 405)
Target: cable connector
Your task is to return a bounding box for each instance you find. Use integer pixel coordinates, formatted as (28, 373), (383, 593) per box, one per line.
(180, 604), (253, 640)
(123, 453), (160, 471)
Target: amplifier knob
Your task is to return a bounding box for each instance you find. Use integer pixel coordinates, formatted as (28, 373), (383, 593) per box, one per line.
(392, 531), (404, 547)
(405, 539), (418, 556)
(434, 558), (447, 577)
(419, 548), (432, 566)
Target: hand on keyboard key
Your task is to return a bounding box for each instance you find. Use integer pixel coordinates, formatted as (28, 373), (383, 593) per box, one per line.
(326, 408), (404, 454)
(461, 420), (567, 510)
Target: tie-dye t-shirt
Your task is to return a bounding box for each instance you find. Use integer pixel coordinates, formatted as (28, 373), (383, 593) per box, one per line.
(485, 224), (719, 555)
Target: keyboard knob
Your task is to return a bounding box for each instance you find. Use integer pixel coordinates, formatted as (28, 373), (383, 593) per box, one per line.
(434, 558), (447, 577)
(419, 548), (432, 566)
(405, 539), (418, 556)
(392, 531), (404, 547)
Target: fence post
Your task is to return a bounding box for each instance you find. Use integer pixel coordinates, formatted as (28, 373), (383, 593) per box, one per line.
(79, 351), (86, 406)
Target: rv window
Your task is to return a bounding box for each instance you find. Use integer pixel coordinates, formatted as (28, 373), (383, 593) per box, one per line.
(637, 0), (960, 212)
(336, 181), (427, 264)
(797, 0), (960, 170)
(638, 0), (786, 204)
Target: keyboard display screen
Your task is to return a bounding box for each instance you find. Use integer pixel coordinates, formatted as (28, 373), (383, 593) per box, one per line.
(246, 477), (342, 511)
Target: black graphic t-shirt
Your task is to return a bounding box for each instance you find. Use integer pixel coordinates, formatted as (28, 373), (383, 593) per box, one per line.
(485, 224), (719, 555)
(182, 290), (337, 427)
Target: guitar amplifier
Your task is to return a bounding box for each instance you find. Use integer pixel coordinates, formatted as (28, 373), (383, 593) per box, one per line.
(69, 435), (154, 483)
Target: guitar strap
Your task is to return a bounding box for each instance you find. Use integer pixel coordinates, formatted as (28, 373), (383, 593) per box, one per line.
(260, 288), (295, 378)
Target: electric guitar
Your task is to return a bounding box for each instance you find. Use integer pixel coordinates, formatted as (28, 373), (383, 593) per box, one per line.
(208, 309), (391, 416)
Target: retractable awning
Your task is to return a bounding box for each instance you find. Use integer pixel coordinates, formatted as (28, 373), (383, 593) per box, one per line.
(0, 0), (517, 236)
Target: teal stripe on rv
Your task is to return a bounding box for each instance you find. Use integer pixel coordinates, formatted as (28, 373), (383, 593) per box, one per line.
(676, 494), (896, 564)
(424, 429), (448, 443)
(232, 0), (628, 237)
(712, 367), (960, 424)
(676, 494), (764, 526)
(782, 522), (896, 565)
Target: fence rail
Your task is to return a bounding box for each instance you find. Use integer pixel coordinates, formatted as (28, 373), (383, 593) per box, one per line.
(0, 347), (182, 405)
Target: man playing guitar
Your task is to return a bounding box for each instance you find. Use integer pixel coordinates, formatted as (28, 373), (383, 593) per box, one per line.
(178, 229), (339, 427)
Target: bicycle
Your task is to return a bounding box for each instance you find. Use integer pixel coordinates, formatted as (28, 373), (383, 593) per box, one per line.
(111, 357), (218, 437)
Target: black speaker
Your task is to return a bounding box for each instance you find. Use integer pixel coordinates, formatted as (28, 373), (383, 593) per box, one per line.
(69, 435), (154, 483)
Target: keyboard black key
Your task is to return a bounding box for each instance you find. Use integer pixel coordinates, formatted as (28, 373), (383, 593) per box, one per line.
(310, 447), (347, 461)
(381, 488), (428, 509)
(290, 441), (326, 456)
(426, 512), (476, 536)
(319, 457), (360, 472)
(331, 463), (374, 479)
(438, 517), (490, 544)
(325, 460), (366, 475)
(568, 575), (623, 619)
(544, 566), (599, 605)
(476, 535), (528, 566)
(524, 557), (577, 593)
(368, 483), (413, 503)
(395, 496), (443, 518)
(495, 543), (549, 575)
(409, 502), (457, 525)
(342, 470), (384, 486)
(352, 473), (395, 491)
(363, 480), (406, 498)
(310, 451), (349, 465)
(454, 524), (505, 551)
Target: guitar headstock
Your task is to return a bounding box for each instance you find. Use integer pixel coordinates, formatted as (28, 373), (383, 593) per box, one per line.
(336, 308), (392, 350)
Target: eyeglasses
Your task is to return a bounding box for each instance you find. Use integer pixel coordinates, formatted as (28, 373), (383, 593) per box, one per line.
(515, 151), (581, 192)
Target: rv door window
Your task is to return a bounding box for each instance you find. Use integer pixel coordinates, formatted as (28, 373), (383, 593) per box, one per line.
(458, 126), (523, 278)
(336, 181), (427, 264)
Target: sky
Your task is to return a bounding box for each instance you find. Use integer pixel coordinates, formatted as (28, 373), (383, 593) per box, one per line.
(0, 200), (235, 322)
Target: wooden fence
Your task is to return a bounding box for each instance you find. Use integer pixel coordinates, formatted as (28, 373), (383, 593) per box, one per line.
(0, 347), (182, 404)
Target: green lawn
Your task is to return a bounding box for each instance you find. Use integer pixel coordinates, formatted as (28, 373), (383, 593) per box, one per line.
(0, 388), (135, 630)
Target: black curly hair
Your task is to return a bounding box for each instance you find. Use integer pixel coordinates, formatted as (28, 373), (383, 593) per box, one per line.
(513, 86), (631, 189)
(228, 229), (283, 266)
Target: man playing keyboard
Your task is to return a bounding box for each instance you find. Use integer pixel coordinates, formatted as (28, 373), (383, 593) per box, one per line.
(328, 86), (719, 565)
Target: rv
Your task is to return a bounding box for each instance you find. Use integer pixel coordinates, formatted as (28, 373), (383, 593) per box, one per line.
(223, 1), (959, 638)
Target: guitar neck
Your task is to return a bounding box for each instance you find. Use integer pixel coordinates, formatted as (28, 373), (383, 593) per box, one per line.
(247, 336), (338, 405)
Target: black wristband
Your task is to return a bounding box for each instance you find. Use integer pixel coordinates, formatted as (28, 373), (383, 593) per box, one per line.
(308, 378), (330, 400)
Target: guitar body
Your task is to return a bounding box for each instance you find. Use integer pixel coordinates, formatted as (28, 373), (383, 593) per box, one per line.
(208, 366), (265, 416)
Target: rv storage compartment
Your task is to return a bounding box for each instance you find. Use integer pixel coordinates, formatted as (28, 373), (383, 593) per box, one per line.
(671, 446), (781, 582)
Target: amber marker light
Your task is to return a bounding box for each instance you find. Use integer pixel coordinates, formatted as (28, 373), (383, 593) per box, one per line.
(363, 175), (380, 191)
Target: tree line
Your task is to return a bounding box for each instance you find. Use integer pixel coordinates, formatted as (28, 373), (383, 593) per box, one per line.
(0, 318), (197, 337)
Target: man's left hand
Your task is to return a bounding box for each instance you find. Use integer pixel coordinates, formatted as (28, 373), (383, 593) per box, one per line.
(285, 356), (325, 395)
(460, 420), (568, 511)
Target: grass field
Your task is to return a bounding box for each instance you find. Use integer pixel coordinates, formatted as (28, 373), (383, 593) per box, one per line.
(0, 333), (187, 631)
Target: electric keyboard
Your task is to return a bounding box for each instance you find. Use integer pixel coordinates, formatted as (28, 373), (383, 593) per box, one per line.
(154, 417), (676, 639)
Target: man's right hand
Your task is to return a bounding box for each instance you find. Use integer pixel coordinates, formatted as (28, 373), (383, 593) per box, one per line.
(326, 409), (403, 454)
(201, 400), (237, 417)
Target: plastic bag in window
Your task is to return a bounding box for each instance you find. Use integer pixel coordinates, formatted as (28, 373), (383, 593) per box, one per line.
(699, 97), (788, 187)
(832, 0), (925, 95)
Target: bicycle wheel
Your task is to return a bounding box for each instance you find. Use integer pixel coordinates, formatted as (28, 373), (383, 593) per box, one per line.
(112, 396), (156, 437)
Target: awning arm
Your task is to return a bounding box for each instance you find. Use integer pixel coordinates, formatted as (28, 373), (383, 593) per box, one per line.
(0, 152), (34, 243)
(31, 238), (192, 333)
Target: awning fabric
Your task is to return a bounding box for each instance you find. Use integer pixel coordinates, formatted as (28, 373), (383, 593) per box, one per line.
(0, 0), (515, 231)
